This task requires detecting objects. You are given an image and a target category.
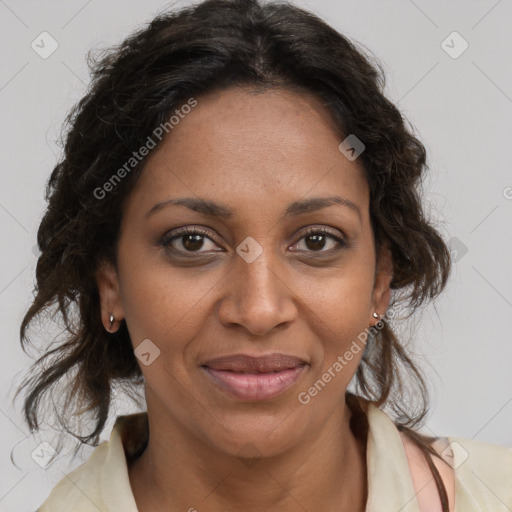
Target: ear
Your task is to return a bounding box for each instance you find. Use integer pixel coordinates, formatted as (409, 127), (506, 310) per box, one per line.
(95, 260), (124, 333)
(370, 240), (393, 327)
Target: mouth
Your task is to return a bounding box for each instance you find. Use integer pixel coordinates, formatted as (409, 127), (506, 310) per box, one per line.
(201, 353), (308, 401)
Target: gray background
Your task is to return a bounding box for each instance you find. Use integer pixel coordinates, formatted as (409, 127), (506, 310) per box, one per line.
(1, 0), (511, 509)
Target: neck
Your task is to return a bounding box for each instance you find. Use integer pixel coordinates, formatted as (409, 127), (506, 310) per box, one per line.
(128, 395), (368, 512)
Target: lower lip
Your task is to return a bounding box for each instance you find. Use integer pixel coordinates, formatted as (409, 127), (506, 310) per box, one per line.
(203, 365), (307, 401)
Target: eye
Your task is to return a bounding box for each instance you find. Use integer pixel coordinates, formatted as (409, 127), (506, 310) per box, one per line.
(161, 227), (222, 254)
(289, 227), (347, 254)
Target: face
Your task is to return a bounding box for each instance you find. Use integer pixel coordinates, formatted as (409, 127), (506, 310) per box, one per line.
(97, 86), (392, 457)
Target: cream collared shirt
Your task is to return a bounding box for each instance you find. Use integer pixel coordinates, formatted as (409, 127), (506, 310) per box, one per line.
(38, 403), (512, 511)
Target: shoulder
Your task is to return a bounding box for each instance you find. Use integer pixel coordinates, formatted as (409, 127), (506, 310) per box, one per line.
(443, 434), (512, 471)
(37, 413), (146, 512)
(445, 435), (512, 510)
(38, 441), (111, 511)
(400, 431), (512, 512)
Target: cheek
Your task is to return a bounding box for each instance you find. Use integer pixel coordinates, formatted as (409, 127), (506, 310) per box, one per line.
(116, 243), (174, 339)
(314, 277), (373, 346)
(301, 260), (375, 367)
(302, 285), (374, 402)
(299, 245), (375, 318)
(120, 271), (189, 337)
(117, 246), (221, 355)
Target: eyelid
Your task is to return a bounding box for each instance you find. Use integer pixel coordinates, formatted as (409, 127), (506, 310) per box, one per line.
(299, 225), (347, 243)
(289, 226), (347, 253)
(160, 226), (222, 249)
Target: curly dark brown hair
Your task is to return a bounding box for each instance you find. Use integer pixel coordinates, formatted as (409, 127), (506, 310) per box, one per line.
(14, 0), (452, 508)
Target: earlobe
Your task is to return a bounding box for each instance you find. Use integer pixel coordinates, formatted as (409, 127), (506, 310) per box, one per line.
(371, 242), (393, 326)
(95, 260), (124, 333)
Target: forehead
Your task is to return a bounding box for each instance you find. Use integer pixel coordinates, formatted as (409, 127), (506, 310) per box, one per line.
(124, 86), (369, 221)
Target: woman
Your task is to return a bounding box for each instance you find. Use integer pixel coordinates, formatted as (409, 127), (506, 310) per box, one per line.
(15, 0), (511, 511)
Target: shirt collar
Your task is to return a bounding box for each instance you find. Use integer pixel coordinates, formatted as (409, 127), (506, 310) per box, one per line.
(101, 396), (420, 512)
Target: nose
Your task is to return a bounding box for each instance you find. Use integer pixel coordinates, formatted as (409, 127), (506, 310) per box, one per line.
(216, 247), (298, 336)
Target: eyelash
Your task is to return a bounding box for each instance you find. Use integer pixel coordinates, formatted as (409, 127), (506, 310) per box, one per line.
(160, 226), (347, 256)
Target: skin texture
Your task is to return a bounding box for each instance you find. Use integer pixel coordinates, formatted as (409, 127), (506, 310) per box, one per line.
(96, 86), (393, 512)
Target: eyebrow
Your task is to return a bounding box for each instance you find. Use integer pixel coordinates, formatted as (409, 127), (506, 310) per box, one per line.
(146, 195), (362, 222)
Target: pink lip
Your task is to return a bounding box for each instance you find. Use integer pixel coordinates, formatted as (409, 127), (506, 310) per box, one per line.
(203, 365), (307, 401)
(202, 353), (307, 372)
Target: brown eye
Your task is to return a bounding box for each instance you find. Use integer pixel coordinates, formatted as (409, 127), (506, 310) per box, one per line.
(161, 227), (222, 254)
(180, 233), (207, 252)
(290, 227), (347, 254)
(304, 232), (329, 251)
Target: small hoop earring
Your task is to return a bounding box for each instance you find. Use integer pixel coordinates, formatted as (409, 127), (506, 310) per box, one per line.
(109, 313), (115, 330)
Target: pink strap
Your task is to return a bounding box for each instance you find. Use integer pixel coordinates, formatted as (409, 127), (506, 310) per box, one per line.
(399, 431), (455, 512)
